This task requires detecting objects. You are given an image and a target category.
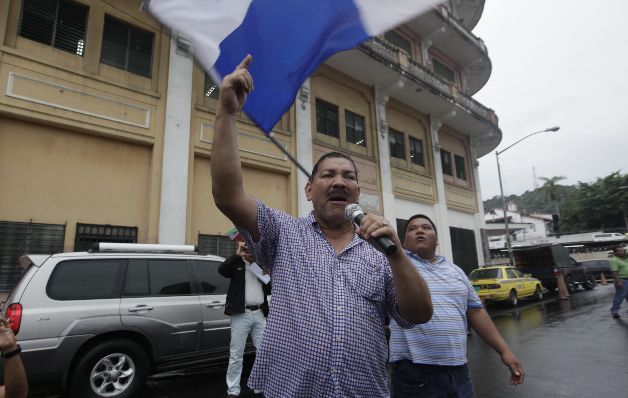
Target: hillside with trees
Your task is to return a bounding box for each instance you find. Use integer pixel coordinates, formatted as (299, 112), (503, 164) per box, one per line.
(483, 171), (628, 234)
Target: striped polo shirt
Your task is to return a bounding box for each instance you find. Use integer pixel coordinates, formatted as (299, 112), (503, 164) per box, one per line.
(389, 251), (483, 366)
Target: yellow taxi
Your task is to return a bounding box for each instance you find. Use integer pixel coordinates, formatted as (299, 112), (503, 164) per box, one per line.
(468, 266), (543, 306)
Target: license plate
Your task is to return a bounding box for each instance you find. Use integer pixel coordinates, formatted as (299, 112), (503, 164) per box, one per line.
(473, 285), (481, 292)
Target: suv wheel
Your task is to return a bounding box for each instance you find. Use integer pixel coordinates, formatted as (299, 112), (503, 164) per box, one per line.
(69, 339), (149, 398)
(583, 275), (595, 290)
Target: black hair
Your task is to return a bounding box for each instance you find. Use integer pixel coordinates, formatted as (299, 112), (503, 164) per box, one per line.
(309, 152), (358, 183)
(405, 214), (438, 237)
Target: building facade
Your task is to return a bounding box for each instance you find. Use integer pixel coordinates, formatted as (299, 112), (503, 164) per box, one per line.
(0, 0), (501, 290)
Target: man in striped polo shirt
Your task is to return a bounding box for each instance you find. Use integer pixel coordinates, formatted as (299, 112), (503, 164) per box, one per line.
(389, 214), (524, 397)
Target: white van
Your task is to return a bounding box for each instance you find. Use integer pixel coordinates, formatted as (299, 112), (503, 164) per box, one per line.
(591, 232), (625, 242)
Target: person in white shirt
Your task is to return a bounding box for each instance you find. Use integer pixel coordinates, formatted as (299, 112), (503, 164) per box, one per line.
(218, 243), (270, 397)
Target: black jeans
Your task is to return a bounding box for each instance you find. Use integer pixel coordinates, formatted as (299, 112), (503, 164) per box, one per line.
(391, 360), (475, 398)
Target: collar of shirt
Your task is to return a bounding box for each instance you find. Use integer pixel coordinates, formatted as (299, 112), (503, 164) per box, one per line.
(307, 211), (364, 255)
(405, 250), (444, 266)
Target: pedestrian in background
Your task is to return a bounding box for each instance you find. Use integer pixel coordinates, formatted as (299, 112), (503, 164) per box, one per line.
(219, 242), (270, 398)
(210, 55), (433, 397)
(610, 245), (628, 319)
(390, 214), (524, 398)
(0, 318), (28, 398)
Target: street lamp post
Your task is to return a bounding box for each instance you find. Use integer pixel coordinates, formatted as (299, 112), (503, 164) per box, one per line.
(495, 126), (560, 267)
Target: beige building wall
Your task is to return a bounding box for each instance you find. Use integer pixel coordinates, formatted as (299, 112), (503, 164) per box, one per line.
(309, 66), (382, 213)
(190, 157), (291, 239)
(386, 100), (436, 204)
(0, 0), (170, 248)
(439, 128), (477, 213)
(0, 118), (152, 250)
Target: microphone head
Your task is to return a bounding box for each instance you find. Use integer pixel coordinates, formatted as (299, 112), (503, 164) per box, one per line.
(344, 203), (363, 221)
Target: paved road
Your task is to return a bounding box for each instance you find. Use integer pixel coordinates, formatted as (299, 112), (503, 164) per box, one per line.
(468, 284), (628, 397)
(31, 284), (628, 397)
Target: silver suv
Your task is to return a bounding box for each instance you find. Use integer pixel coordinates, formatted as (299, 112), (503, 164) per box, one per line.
(0, 243), (233, 398)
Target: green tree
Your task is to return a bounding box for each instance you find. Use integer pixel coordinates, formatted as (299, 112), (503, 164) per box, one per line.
(560, 172), (628, 233)
(538, 175), (567, 216)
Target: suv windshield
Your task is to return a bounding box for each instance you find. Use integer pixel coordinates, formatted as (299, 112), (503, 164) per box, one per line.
(469, 268), (502, 280)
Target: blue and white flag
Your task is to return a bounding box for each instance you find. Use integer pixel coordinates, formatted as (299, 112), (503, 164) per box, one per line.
(148, 0), (442, 133)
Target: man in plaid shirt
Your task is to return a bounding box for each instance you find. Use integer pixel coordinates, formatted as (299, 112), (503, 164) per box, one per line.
(210, 55), (433, 397)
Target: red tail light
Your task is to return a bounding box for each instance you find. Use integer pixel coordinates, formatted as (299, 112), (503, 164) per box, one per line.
(6, 303), (22, 335)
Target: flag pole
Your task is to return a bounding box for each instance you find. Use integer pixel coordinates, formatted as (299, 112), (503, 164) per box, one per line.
(266, 133), (311, 180)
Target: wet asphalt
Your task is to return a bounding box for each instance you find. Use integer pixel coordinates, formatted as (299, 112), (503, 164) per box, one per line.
(32, 284), (628, 398)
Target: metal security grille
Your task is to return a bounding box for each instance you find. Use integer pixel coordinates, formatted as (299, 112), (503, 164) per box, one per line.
(0, 221), (66, 291)
(450, 226), (478, 274)
(19, 0), (88, 56)
(198, 234), (237, 259)
(74, 223), (138, 252)
(101, 15), (154, 77)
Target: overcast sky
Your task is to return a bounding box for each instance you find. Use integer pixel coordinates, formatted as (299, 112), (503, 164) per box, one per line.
(472, 0), (627, 200)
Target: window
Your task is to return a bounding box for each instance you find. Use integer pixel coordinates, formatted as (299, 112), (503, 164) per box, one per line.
(19, 0), (88, 56)
(389, 128), (405, 159)
(384, 30), (412, 55)
(432, 58), (456, 84)
(454, 154), (466, 180)
(123, 260), (192, 297)
(345, 110), (366, 147)
(315, 99), (339, 138)
(101, 16), (154, 77)
(204, 73), (220, 99)
(409, 137), (424, 166)
(74, 223), (137, 251)
(47, 259), (126, 300)
(441, 150), (452, 175)
(192, 260), (229, 295)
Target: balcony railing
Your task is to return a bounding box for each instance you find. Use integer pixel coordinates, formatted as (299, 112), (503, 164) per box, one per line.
(439, 7), (488, 54)
(359, 37), (497, 126)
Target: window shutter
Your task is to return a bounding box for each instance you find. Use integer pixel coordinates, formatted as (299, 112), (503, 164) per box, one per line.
(19, 0), (88, 56)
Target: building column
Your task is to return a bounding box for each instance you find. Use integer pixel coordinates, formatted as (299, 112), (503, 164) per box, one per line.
(374, 78), (405, 223)
(430, 117), (453, 259)
(470, 144), (487, 264)
(295, 80), (314, 217)
(158, 35), (193, 244)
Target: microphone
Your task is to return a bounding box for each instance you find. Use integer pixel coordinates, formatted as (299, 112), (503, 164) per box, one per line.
(344, 203), (397, 256)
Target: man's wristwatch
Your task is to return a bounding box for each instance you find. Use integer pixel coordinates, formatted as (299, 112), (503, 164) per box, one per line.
(1, 344), (21, 359)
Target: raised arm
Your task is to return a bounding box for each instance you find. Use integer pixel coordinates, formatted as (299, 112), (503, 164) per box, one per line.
(0, 319), (28, 398)
(211, 55), (260, 240)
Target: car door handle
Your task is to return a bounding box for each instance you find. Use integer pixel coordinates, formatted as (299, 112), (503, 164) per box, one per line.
(128, 305), (154, 312)
(206, 301), (225, 309)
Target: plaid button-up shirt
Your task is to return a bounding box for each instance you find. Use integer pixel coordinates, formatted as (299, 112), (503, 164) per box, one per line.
(239, 200), (413, 398)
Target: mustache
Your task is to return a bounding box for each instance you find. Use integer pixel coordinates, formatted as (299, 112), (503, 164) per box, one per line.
(327, 187), (349, 199)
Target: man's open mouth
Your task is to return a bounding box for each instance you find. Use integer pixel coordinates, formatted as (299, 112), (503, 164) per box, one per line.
(328, 190), (348, 205)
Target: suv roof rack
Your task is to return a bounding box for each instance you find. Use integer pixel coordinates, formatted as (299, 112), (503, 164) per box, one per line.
(89, 243), (198, 254)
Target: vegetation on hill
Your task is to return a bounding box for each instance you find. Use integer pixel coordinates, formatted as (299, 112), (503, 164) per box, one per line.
(483, 171), (628, 234)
